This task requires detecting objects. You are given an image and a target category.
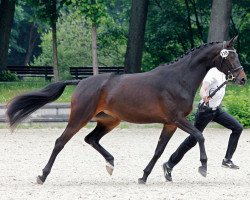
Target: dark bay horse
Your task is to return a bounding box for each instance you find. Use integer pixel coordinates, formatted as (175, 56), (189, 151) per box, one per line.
(6, 37), (246, 184)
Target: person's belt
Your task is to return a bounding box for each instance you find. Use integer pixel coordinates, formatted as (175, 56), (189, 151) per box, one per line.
(205, 105), (218, 110)
(198, 103), (219, 111)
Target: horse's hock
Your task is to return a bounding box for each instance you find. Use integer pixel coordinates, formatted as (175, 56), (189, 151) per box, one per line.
(0, 103), (70, 123)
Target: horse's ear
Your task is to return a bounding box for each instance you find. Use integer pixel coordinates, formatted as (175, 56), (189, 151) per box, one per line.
(227, 35), (238, 47)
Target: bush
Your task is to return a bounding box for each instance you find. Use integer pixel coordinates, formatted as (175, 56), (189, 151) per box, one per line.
(0, 70), (19, 82)
(224, 88), (250, 128)
(187, 108), (196, 122)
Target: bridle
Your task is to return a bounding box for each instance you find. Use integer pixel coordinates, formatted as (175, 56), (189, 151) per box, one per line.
(199, 41), (244, 112)
(219, 41), (244, 81)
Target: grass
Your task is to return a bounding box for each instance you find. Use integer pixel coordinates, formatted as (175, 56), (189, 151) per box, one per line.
(0, 79), (249, 104)
(0, 81), (75, 103)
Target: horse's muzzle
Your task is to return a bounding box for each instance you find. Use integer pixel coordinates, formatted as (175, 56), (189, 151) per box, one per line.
(239, 77), (247, 85)
(235, 68), (247, 85)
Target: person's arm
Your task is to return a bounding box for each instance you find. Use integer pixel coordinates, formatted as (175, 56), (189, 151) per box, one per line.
(200, 82), (211, 103)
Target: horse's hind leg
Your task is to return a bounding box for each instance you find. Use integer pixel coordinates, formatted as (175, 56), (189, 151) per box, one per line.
(84, 114), (120, 175)
(37, 102), (95, 184)
(138, 124), (177, 184)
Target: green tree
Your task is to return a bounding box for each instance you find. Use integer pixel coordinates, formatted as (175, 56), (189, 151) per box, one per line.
(33, 13), (92, 78)
(7, 2), (43, 66)
(26, 0), (68, 81)
(33, 12), (126, 79)
(142, 0), (211, 71)
(70, 0), (108, 75)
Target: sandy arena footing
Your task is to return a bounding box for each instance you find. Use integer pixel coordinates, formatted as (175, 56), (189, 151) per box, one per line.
(0, 126), (250, 200)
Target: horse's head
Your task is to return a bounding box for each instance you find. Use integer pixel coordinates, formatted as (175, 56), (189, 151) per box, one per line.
(214, 36), (247, 85)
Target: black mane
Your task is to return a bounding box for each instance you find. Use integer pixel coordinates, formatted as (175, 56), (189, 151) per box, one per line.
(167, 41), (221, 65)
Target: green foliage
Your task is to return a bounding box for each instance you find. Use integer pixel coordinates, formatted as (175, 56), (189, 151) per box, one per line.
(232, 3), (250, 73)
(9, 2), (26, 54)
(32, 13), (126, 78)
(97, 15), (127, 66)
(223, 84), (250, 127)
(33, 14), (91, 78)
(142, 0), (211, 70)
(142, 0), (250, 74)
(73, 0), (108, 25)
(0, 71), (18, 82)
(187, 109), (196, 122)
(25, 0), (66, 26)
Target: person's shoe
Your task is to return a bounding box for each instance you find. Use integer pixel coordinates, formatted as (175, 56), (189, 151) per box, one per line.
(222, 159), (239, 169)
(162, 162), (173, 182)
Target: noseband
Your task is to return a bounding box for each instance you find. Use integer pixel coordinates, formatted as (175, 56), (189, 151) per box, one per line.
(220, 41), (244, 81)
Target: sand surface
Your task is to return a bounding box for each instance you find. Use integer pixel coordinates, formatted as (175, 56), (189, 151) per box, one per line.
(1, 126), (250, 200)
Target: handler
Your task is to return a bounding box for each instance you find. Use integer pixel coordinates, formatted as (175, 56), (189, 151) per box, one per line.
(163, 67), (243, 181)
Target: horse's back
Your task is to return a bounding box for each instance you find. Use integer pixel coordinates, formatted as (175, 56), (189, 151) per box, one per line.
(101, 72), (171, 123)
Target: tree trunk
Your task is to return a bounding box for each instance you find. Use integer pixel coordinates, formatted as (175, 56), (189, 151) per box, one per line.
(185, 0), (194, 48)
(24, 23), (38, 66)
(52, 21), (59, 82)
(92, 24), (99, 75)
(50, 0), (59, 82)
(0, 0), (16, 73)
(124, 0), (149, 73)
(207, 0), (232, 42)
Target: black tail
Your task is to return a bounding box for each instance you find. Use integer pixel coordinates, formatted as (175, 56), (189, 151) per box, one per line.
(6, 80), (80, 129)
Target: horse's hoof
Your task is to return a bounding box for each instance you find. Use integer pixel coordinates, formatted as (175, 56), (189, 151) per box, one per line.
(36, 176), (44, 185)
(106, 162), (114, 175)
(198, 166), (207, 177)
(138, 178), (146, 184)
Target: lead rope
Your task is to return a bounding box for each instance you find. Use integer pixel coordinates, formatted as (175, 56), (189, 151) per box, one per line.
(198, 79), (229, 112)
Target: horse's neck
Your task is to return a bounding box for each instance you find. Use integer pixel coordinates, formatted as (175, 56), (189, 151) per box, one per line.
(157, 44), (221, 99)
(181, 44), (221, 97)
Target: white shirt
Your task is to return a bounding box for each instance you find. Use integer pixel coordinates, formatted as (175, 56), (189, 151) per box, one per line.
(201, 68), (226, 108)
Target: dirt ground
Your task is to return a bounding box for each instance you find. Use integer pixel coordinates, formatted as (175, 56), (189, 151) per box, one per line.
(1, 125), (250, 200)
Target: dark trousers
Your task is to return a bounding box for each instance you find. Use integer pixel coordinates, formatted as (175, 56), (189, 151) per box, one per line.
(167, 106), (243, 168)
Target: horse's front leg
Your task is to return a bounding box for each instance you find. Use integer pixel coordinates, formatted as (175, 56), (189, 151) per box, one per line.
(138, 124), (177, 184)
(175, 117), (207, 177)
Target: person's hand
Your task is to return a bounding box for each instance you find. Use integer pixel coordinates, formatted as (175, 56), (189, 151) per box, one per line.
(202, 96), (211, 103)
(200, 82), (210, 104)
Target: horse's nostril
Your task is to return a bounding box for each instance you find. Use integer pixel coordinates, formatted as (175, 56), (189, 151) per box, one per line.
(241, 78), (246, 84)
